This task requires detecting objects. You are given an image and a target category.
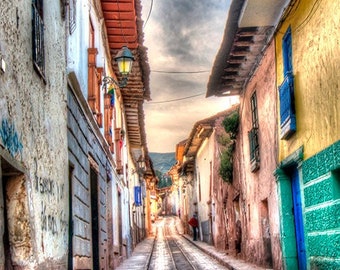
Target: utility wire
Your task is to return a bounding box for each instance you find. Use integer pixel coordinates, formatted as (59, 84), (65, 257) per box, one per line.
(295, 0), (321, 32)
(143, 0), (154, 29)
(151, 70), (210, 74)
(146, 92), (205, 104)
(116, 0), (128, 44)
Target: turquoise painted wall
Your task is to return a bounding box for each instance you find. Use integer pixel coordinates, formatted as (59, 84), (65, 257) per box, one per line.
(302, 141), (340, 269)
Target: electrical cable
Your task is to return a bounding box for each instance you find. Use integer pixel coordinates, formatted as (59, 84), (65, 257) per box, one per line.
(116, 0), (128, 44)
(295, 0), (322, 32)
(151, 69), (210, 74)
(145, 92), (205, 104)
(143, 0), (154, 29)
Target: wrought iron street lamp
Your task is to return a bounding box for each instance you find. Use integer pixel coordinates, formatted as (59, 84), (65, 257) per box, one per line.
(102, 46), (135, 89)
(137, 156), (146, 174)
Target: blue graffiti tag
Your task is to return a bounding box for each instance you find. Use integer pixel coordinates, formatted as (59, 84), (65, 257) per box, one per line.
(0, 118), (23, 156)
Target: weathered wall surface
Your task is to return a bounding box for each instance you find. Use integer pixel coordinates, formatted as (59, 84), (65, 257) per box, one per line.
(212, 115), (239, 253)
(302, 141), (340, 269)
(276, 0), (340, 160)
(0, 0), (68, 268)
(196, 137), (214, 243)
(236, 41), (282, 269)
(67, 0), (130, 267)
(275, 0), (340, 269)
(67, 77), (111, 269)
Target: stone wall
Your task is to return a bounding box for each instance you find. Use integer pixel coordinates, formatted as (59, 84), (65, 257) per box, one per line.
(0, 0), (68, 268)
(67, 75), (113, 269)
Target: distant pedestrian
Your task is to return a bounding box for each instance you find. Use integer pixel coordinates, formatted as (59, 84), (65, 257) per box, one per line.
(188, 214), (198, 241)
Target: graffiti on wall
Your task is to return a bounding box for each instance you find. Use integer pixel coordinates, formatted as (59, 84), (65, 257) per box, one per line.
(40, 201), (67, 235)
(35, 176), (68, 235)
(0, 118), (23, 157)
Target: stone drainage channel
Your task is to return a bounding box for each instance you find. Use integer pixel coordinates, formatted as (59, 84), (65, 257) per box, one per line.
(147, 216), (228, 270)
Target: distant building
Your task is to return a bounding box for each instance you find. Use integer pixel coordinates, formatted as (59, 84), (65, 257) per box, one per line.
(173, 107), (240, 245)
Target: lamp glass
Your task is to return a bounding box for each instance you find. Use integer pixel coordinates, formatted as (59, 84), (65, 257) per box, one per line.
(137, 157), (145, 171)
(117, 58), (133, 75)
(114, 46), (134, 75)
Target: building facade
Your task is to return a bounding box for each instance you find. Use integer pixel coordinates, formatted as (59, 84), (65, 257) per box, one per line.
(66, 0), (152, 268)
(174, 108), (239, 246)
(206, 0), (289, 268)
(0, 0), (68, 268)
(1, 0), (152, 269)
(275, 0), (340, 269)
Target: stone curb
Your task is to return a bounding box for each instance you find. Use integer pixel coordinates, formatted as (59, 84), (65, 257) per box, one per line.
(181, 233), (237, 270)
(181, 234), (272, 270)
(144, 235), (156, 269)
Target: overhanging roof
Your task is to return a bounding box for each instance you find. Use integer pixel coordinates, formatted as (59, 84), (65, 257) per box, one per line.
(101, 0), (153, 173)
(182, 105), (239, 173)
(207, 0), (289, 97)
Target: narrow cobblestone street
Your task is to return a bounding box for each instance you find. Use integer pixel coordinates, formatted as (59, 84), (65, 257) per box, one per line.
(1, 0), (339, 269)
(116, 216), (272, 270)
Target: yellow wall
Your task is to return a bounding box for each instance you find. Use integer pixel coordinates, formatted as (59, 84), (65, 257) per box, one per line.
(276, 0), (340, 161)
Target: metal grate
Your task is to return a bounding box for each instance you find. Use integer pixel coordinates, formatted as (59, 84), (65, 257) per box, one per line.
(69, 0), (76, 34)
(32, 3), (45, 79)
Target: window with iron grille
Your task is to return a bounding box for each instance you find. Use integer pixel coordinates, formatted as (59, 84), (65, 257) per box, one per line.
(69, 0), (76, 34)
(279, 26), (296, 139)
(249, 91), (260, 172)
(32, 0), (45, 80)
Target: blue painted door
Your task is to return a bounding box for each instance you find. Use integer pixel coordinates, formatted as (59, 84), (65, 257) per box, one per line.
(291, 167), (307, 270)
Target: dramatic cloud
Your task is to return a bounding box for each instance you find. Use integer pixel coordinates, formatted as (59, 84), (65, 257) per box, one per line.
(141, 0), (238, 153)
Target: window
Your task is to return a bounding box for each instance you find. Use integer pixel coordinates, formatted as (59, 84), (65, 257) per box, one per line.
(32, 0), (45, 79)
(114, 128), (123, 174)
(104, 93), (114, 153)
(69, 0), (76, 34)
(87, 21), (103, 127)
(251, 91), (259, 128)
(279, 26), (296, 139)
(248, 91), (260, 172)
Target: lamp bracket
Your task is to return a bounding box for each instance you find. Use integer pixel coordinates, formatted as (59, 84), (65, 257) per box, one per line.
(102, 75), (128, 90)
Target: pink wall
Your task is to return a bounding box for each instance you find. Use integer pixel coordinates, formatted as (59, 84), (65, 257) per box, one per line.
(212, 41), (282, 269)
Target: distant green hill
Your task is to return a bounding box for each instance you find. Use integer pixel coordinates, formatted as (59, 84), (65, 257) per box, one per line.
(149, 152), (176, 174)
(149, 152), (176, 188)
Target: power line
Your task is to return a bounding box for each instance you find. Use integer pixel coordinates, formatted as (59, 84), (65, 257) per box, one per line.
(151, 70), (210, 74)
(146, 92), (205, 104)
(116, 0), (128, 44)
(143, 0), (154, 29)
(295, 0), (321, 32)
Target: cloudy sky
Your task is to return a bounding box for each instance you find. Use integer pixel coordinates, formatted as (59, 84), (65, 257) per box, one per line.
(140, 0), (238, 153)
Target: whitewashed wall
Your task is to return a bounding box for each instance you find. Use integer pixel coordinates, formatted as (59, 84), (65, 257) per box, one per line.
(0, 0), (68, 268)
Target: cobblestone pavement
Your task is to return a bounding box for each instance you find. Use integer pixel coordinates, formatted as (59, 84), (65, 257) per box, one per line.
(149, 217), (229, 270)
(116, 216), (272, 270)
(148, 219), (172, 269)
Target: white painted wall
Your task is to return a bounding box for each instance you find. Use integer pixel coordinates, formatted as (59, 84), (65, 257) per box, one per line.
(0, 0), (68, 267)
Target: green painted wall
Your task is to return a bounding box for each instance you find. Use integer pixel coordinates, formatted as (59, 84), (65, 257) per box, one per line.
(275, 0), (340, 268)
(277, 142), (340, 270)
(302, 141), (340, 269)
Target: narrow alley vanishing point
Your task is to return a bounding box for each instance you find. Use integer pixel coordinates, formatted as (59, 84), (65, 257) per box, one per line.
(0, 0), (339, 269)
